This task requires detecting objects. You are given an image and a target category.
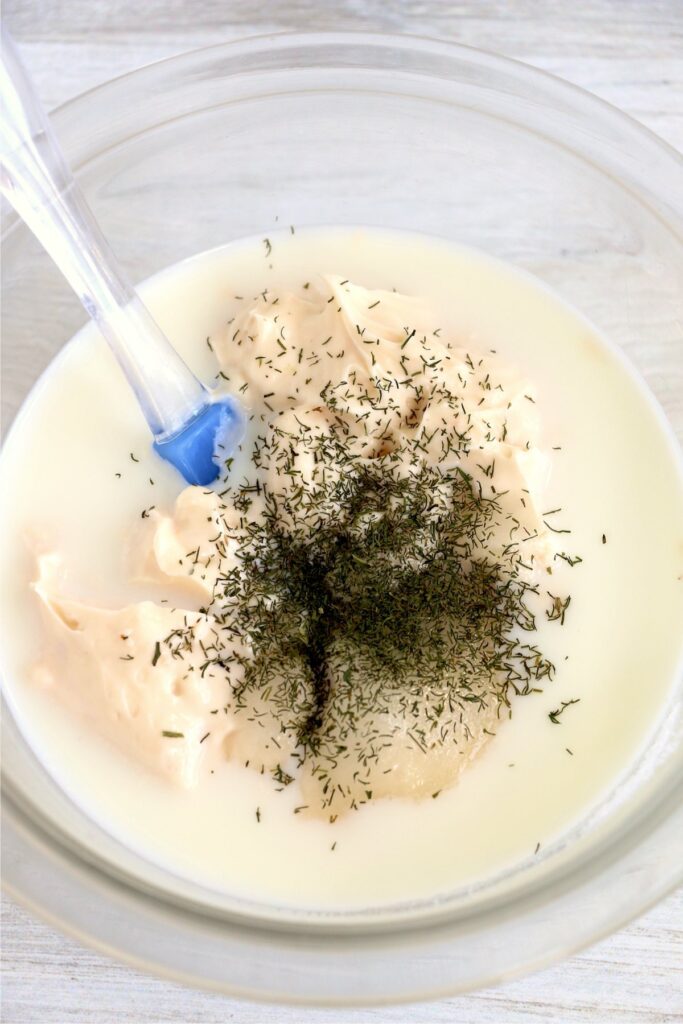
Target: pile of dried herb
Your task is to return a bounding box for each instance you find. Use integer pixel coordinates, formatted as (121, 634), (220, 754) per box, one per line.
(170, 279), (576, 813)
(211, 457), (556, 810)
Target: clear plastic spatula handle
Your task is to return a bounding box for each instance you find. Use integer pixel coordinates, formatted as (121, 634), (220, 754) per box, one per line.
(0, 27), (208, 441)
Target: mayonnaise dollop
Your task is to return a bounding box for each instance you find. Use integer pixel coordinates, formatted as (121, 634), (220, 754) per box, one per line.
(33, 277), (554, 806)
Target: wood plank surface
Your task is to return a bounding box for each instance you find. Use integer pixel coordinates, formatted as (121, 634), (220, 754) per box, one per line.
(2, 1), (682, 1021)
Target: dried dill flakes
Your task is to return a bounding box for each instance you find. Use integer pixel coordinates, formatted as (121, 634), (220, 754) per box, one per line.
(548, 698), (580, 724)
(162, 730), (184, 738)
(546, 594), (571, 624)
(215, 460), (561, 811)
(161, 284), (575, 813)
(272, 764), (294, 787)
(555, 552), (582, 567)
(543, 520), (571, 535)
(151, 641), (161, 666)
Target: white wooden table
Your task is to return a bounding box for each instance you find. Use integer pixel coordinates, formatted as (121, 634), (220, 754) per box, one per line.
(2, 2), (682, 1021)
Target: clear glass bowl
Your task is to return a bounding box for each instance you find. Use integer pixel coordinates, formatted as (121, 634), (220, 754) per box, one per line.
(2, 33), (682, 1004)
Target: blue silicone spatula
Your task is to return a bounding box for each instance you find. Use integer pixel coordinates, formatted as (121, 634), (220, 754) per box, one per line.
(0, 28), (243, 485)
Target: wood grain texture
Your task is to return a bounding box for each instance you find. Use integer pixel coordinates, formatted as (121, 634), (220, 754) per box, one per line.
(3, 891), (682, 1023)
(2, 1), (682, 1021)
(5, 0), (683, 151)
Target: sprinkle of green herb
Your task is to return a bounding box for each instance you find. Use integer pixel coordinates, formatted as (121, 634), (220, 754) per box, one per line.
(555, 552), (583, 567)
(151, 283), (574, 814)
(549, 698), (580, 724)
(544, 520), (571, 535)
(272, 764), (294, 787)
(215, 459), (562, 811)
(546, 594), (571, 624)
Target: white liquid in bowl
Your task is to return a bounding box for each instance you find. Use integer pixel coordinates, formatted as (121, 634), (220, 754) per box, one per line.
(1, 228), (682, 911)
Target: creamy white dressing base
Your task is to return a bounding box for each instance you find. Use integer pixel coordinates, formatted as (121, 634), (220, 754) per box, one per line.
(1, 228), (682, 911)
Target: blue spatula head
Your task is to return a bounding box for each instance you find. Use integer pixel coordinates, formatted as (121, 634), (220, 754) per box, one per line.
(1, 29), (249, 490)
(153, 397), (244, 485)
